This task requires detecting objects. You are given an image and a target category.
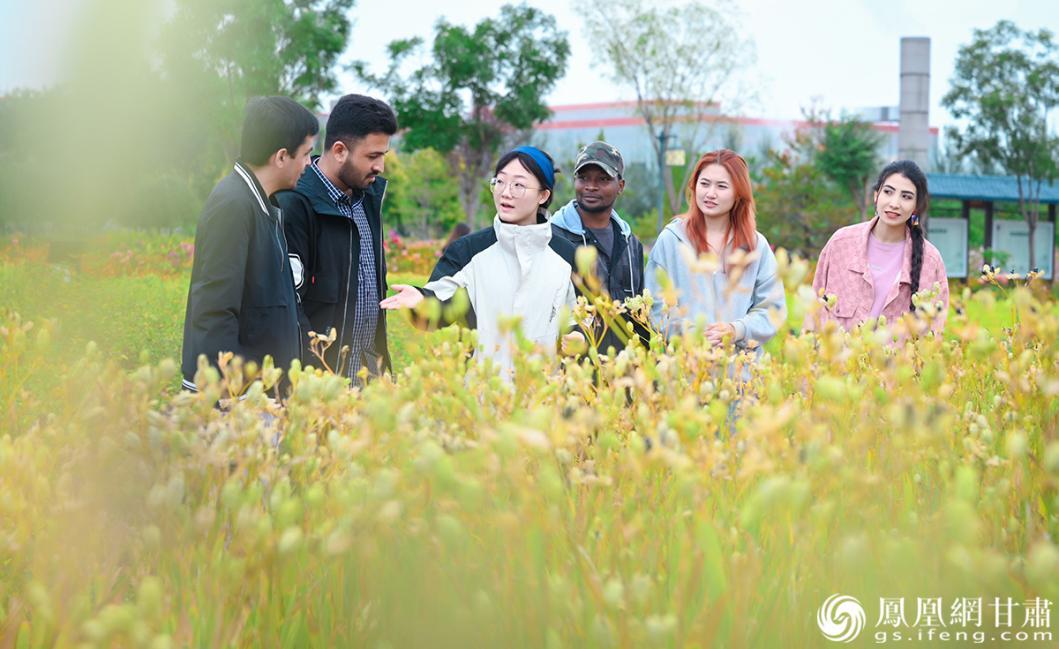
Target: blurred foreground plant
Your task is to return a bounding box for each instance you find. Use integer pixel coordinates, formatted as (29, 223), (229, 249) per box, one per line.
(1, 248), (1058, 647)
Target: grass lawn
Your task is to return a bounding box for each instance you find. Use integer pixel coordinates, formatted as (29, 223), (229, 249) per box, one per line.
(1, 262), (1054, 378)
(0, 264), (435, 374)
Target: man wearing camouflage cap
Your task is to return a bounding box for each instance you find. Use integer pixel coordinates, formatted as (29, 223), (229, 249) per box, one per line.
(550, 141), (646, 355)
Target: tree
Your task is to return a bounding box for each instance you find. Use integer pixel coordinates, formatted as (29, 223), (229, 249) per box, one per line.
(383, 148), (465, 238)
(816, 114), (883, 221)
(942, 20), (1059, 271)
(1, 0), (357, 232)
(159, 0), (355, 168)
(580, 0), (753, 227)
(355, 4), (569, 226)
(0, 91), (55, 230)
(932, 137), (968, 174)
(755, 124), (854, 257)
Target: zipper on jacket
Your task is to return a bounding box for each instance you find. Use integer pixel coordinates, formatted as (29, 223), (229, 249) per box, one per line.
(626, 234), (635, 295)
(276, 217), (304, 365)
(337, 218), (354, 377)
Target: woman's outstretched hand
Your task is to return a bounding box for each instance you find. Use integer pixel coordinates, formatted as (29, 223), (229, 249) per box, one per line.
(380, 284), (425, 310)
(705, 322), (735, 347)
(560, 331), (586, 356)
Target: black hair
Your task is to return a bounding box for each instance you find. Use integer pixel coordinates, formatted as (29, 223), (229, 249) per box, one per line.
(872, 160), (929, 311)
(240, 96), (320, 166)
(441, 222), (473, 255)
(325, 94), (398, 150)
(493, 149), (559, 221)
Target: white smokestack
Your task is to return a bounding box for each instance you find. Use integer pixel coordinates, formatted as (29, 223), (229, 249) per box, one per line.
(898, 37), (930, 169)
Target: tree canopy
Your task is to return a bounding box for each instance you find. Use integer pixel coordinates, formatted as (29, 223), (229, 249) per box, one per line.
(942, 20), (1059, 266)
(1, 0), (356, 231)
(355, 3), (570, 225)
(579, 0), (753, 225)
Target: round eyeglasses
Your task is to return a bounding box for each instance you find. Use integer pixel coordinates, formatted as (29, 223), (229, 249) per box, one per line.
(489, 177), (542, 199)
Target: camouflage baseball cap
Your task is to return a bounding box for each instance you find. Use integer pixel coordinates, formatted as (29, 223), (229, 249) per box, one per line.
(574, 141), (624, 179)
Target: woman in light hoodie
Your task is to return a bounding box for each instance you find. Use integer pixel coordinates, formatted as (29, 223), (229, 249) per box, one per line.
(380, 146), (578, 377)
(645, 149), (786, 354)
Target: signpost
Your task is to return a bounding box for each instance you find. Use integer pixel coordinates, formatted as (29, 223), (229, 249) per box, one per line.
(926, 217), (968, 278)
(655, 131), (678, 230)
(665, 149), (686, 167)
(990, 220), (1055, 279)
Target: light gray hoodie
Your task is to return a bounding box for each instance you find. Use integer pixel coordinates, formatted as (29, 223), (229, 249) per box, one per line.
(645, 219), (786, 351)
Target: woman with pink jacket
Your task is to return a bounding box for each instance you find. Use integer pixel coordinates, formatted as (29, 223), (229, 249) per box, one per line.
(811, 160), (949, 334)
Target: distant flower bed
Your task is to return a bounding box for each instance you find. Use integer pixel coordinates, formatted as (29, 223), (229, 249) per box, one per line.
(81, 235), (195, 278)
(0, 236), (49, 265)
(384, 231), (441, 276)
(2, 231), (444, 280)
(1, 232), (195, 278)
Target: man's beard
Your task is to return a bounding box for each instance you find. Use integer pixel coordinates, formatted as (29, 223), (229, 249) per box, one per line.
(339, 161), (368, 191)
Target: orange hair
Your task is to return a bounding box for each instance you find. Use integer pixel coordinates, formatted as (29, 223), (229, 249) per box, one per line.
(681, 149), (757, 256)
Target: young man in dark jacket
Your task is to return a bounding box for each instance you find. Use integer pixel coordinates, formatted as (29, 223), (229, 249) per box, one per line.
(550, 141), (647, 355)
(277, 94), (397, 381)
(181, 96), (318, 392)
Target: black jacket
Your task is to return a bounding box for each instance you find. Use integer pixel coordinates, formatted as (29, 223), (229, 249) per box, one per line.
(181, 162), (302, 390)
(550, 202), (648, 354)
(276, 165), (392, 377)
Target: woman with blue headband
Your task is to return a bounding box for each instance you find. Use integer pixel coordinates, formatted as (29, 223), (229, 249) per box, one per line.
(381, 146), (579, 377)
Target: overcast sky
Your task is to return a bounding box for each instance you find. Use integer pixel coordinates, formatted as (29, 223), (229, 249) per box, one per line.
(3, 0), (1056, 130)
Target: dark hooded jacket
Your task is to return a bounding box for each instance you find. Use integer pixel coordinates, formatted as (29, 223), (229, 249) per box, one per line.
(276, 164), (392, 377)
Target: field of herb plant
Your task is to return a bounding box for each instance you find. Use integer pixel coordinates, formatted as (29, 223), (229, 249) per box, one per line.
(2, 234), (1058, 647)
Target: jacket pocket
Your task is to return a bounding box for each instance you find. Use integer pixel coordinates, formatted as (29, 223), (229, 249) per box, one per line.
(240, 305), (292, 358)
(833, 300), (864, 325)
(304, 272), (340, 304)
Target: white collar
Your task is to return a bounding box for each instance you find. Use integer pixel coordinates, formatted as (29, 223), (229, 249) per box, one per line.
(234, 163), (271, 216)
(493, 214), (552, 252)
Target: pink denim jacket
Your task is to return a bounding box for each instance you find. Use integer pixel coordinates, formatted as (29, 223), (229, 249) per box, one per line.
(810, 217), (949, 334)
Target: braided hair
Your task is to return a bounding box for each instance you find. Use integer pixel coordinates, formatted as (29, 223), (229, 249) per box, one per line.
(872, 160), (929, 312)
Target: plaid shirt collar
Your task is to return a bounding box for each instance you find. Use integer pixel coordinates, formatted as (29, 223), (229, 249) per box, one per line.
(311, 158), (363, 212)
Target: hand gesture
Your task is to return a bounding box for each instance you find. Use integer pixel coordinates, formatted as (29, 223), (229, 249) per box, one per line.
(705, 322), (735, 347)
(379, 284), (424, 310)
(561, 331), (587, 356)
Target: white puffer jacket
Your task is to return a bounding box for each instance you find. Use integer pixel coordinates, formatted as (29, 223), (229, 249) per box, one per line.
(423, 215), (578, 377)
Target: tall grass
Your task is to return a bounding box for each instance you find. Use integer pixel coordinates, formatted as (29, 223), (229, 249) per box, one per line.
(0, 250), (1057, 647)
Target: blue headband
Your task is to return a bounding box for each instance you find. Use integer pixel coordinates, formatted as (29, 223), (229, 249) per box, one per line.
(512, 145), (555, 189)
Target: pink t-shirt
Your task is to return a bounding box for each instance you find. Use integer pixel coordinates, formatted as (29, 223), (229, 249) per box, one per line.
(867, 233), (906, 318)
